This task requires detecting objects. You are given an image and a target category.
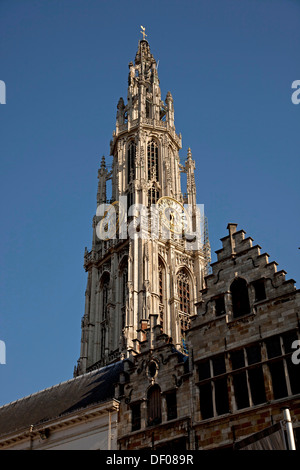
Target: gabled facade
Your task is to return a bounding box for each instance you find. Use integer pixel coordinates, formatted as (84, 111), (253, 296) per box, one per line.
(187, 223), (300, 449)
(115, 224), (300, 450)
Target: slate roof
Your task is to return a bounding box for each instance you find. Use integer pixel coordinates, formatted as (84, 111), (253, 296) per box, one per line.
(0, 361), (123, 438)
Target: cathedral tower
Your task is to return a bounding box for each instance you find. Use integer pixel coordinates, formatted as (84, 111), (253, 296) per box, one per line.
(75, 36), (211, 376)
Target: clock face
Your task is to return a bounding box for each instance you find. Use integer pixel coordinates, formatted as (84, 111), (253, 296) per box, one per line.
(98, 201), (125, 240)
(157, 196), (189, 234)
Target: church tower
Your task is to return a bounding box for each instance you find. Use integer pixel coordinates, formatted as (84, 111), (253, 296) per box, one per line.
(75, 35), (211, 376)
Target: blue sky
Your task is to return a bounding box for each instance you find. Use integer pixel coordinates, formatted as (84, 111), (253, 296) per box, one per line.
(0, 0), (299, 406)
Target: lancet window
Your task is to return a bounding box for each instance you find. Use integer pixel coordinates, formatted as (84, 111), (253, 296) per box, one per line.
(128, 141), (136, 183)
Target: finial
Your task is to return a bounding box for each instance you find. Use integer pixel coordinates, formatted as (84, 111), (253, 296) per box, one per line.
(140, 25), (147, 40)
(187, 148), (192, 159)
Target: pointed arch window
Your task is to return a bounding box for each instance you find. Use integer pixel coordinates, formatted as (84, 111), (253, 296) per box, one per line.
(230, 278), (250, 318)
(128, 141), (136, 183)
(147, 139), (159, 182)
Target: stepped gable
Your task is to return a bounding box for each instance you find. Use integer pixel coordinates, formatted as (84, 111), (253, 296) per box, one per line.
(116, 314), (189, 406)
(189, 224), (299, 359)
(203, 223), (296, 302)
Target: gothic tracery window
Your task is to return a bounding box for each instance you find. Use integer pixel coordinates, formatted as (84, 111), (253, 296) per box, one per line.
(147, 139), (159, 182)
(158, 259), (165, 330)
(178, 270), (191, 315)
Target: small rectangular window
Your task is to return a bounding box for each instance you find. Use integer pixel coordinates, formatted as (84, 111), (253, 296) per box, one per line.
(131, 403), (141, 431)
(215, 296), (225, 316)
(253, 279), (266, 302)
(166, 391), (177, 421)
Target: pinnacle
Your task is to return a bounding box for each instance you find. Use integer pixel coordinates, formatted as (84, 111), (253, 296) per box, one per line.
(101, 155), (106, 168)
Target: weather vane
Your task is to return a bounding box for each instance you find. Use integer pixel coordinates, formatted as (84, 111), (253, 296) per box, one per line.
(140, 25), (147, 40)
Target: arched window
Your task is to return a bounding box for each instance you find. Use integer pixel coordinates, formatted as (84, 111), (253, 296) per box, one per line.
(147, 385), (162, 426)
(128, 141), (136, 183)
(230, 278), (250, 318)
(147, 139), (159, 182)
(177, 269), (191, 338)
